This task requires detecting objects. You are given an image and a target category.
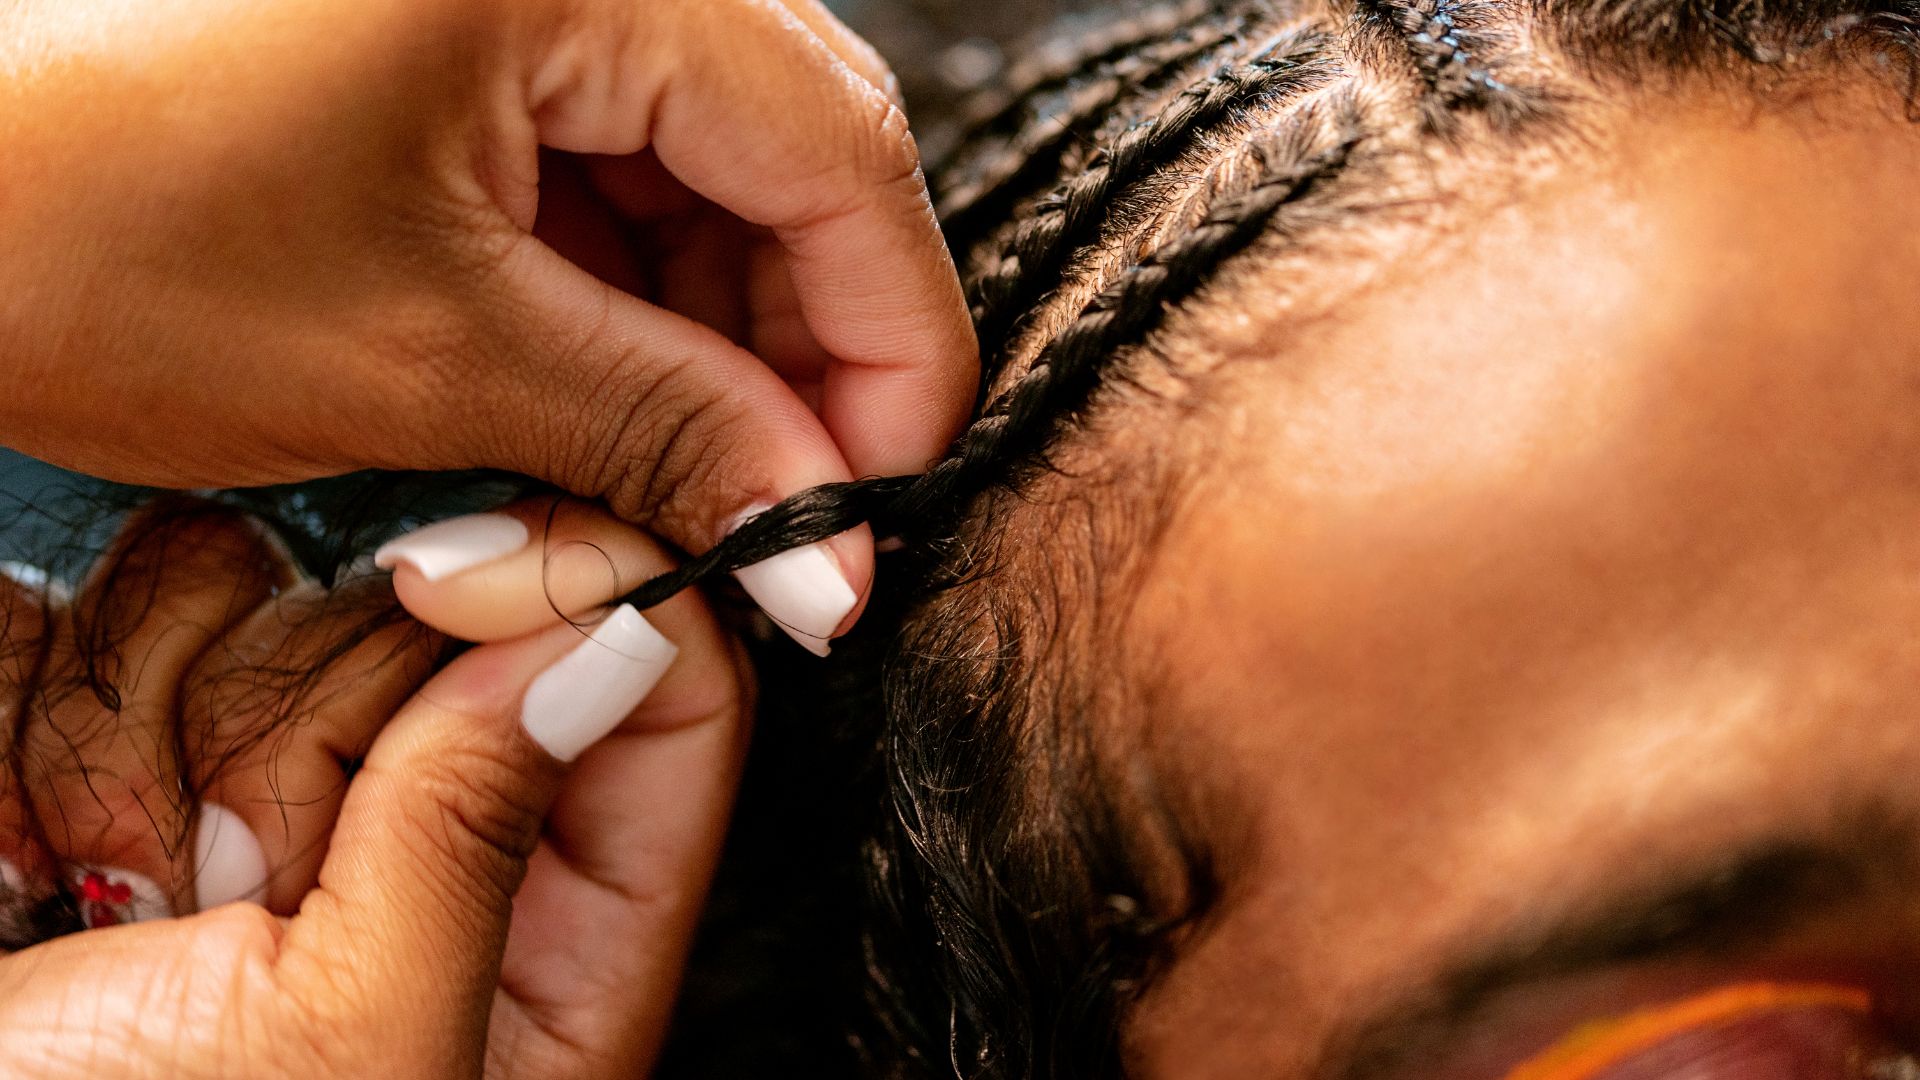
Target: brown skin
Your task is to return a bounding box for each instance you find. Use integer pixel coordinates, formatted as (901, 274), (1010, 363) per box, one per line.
(0, 0), (980, 626)
(0, 501), (745, 1078)
(1122, 94), (1920, 1076)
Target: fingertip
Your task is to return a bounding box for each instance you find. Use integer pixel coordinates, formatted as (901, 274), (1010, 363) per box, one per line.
(826, 523), (876, 635)
(726, 508), (871, 655)
(521, 605), (679, 762)
(386, 502), (641, 643)
(373, 514), (530, 584)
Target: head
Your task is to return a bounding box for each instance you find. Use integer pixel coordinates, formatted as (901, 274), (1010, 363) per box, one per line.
(807, 0), (1920, 1075)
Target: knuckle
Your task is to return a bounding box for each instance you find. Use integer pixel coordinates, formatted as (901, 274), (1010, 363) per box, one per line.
(781, 94), (924, 229)
(387, 740), (546, 910)
(193, 899), (286, 962)
(567, 352), (759, 536)
(847, 95), (923, 194)
(841, 34), (903, 107)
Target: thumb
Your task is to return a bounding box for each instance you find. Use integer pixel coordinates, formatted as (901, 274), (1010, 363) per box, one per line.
(276, 606), (676, 1069)
(458, 239), (876, 656)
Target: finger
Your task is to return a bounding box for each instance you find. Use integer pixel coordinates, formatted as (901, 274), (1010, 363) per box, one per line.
(280, 603), (677, 1063)
(534, 0), (978, 480)
(402, 269), (875, 653)
(488, 528), (746, 1076)
(382, 498), (662, 644)
(772, 0), (904, 109)
(179, 577), (440, 914)
(0, 566), (58, 945)
(20, 502), (290, 924)
(378, 496), (872, 656)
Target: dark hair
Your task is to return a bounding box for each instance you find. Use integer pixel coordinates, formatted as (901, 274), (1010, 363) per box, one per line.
(6, 0), (1920, 1075)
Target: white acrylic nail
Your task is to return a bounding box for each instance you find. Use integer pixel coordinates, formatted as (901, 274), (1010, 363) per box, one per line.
(373, 513), (529, 583)
(522, 605), (677, 762)
(728, 506), (857, 657)
(193, 803), (268, 911)
(67, 864), (171, 927)
(0, 561), (70, 603)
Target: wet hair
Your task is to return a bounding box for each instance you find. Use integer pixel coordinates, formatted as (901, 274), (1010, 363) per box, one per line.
(5, 0), (1920, 1075)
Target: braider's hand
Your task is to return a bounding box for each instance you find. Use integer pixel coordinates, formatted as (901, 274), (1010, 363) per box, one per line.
(1, 0), (976, 651)
(0, 499), (746, 1079)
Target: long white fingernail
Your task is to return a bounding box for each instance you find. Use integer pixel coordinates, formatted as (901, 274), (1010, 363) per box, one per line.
(728, 506), (857, 657)
(522, 605), (677, 762)
(193, 803), (268, 911)
(373, 513), (529, 583)
(66, 864), (171, 927)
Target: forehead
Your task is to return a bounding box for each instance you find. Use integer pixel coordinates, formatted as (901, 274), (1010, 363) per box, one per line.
(1120, 101), (1920, 1073)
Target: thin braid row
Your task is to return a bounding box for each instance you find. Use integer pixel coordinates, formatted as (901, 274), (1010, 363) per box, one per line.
(1355, 0), (1554, 129)
(966, 32), (1340, 365)
(934, 0), (1218, 180)
(937, 10), (1256, 257)
(1359, 0), (1509, 105)
(889, 126), (1366, 529)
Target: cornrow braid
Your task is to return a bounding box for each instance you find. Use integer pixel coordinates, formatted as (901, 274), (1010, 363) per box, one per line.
(966, 34), (1340, 366)
(937, 9), (1257, 258)
(903, 127), (1364, 523)
(933, 0), (1217, 179)
(1356, 0), (1551, 128)
(1360, 0), (1504, 101)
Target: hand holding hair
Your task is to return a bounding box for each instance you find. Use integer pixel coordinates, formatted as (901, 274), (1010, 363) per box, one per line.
(0, 501), (747, 1078)
(0, 0), (978, 651)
